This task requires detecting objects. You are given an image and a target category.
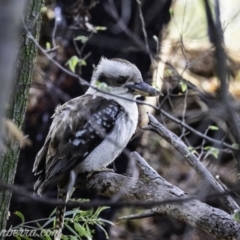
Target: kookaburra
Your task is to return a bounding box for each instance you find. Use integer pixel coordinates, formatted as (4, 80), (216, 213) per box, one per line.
(33, 57), (159, 239)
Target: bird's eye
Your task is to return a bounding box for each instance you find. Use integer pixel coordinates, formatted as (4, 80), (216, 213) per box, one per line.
(117, 76), (128, 84)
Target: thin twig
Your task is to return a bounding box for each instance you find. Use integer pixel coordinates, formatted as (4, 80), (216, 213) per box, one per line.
(105, 0), (154, 56)
(160, 108), (238, 151)
(136, 0), (153, 61)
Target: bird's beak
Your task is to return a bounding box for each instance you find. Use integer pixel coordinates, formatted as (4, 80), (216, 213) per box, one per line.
(126, 81), (161, 96)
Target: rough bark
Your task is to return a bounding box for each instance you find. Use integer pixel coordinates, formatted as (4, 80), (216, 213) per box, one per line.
(0, 0), (44, 233)
(76, 152), (240, 240)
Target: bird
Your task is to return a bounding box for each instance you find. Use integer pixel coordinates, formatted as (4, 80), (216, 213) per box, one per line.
(32, 57), (160, 239)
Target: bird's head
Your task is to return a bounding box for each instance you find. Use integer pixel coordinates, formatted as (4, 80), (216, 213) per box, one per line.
(89, 57), (160, 98)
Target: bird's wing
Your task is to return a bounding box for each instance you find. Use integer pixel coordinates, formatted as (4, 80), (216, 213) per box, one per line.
(33, 94), (127, 192)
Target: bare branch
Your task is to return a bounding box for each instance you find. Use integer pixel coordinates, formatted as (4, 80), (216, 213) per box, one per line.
(143, 113), (239, 212)
(78, 152), (240, 240)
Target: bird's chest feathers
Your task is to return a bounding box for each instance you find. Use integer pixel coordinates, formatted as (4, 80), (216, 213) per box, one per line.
(89, 90), (139, 127)
(76, 113), (137, 172)
(76, 100), (138, 173)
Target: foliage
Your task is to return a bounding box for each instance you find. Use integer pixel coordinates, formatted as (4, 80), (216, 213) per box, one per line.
(66, 56), (86, 73)
(12, 200), (113, 240)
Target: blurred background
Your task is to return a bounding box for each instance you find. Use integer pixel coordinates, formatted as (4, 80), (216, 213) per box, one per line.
(6, 0), (240, 239)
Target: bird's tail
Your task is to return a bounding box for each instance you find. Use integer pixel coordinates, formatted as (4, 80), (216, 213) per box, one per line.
(54, 171), (77, 240)
(54, 188), (67, 240)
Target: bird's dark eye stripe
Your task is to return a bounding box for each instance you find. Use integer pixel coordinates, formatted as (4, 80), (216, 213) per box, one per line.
(117, 76), (128, 84)
(98, 73), (128, 86)
(98, 73), (107, 83)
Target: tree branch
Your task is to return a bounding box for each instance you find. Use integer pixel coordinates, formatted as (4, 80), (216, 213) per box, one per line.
(143, 113), (239, 212)
(0, 0), (43, 232)
(75, 152), (240, 240)
(0, 151), (239, 238)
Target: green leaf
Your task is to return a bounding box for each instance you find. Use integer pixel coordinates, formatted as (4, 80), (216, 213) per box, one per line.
(46, 42), (51, 50)
(95, 26), (107, 31)
(232, 143), (239, 150)
(66, 56), (80, 73)
(95, 81), (110, 92)
(187, 146), (197, 154)
(164, 69), (172, 77)
(74, 36), (88, 43)
(14, 211), (25, 224)
(232, 209), (240, 222)
(209, 125), (219, 131)
(41, 6), (47, 13)
(66, 56), (86, 72)
(204, 146), (211, 150)
(85, 224), (91, 234)
(74, 222), (92, 239)
(180, 81), (187, 92)
(61, 235), (69, 240)
(93, 207), (110, 218)
(211, 148), (219, 159)
(204, 147), (219, 159)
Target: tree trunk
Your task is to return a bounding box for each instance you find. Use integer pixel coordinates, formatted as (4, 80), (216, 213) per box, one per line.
(0, 0), (44, 233)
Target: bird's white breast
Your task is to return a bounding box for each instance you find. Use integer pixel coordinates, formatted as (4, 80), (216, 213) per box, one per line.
(75, 93), (138, 173)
